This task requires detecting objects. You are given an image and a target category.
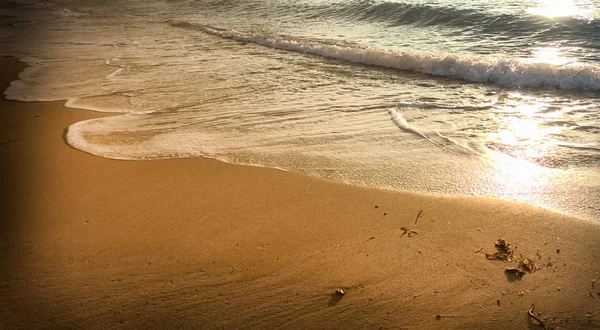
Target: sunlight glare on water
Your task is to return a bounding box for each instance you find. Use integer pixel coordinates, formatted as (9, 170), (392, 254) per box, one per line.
(523, 47), (577, 66)
(526, 0), (594, 19)
(483, 148), (554, 201)
(488, 99), (565, 161)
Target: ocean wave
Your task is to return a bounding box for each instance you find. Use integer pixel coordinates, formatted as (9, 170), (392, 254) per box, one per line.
(319, 0), (600, 40)
(212, 0), (600, 46)
(324, 1), (514, 28)
(170, 21), (600, 91)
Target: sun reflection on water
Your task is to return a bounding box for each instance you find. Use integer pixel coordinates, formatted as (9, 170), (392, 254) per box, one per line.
(526, 0), (593, 19)
(489, 101), (564, 159)
(482, 146), (555, 203)
(482, 98), (568, 200)
(522, 47), (578, 66)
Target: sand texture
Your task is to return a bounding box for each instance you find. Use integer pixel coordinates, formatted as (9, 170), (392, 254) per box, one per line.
(1, 56), (600, 329)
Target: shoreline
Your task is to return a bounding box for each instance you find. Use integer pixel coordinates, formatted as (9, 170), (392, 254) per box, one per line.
(2, 56), (600, 329)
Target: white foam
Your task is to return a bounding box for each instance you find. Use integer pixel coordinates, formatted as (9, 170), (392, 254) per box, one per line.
(3, 56), (143, 114)
(388, 107), (477, 152)
(4, 79), (65, 103)
(388, 107), (432, 141)
(64, 97), (133, 113)
(55, 8), (88, 17)
(186, 23), (600, 91)
(559, 143), (600, 152)
(66, 117), (225, 160)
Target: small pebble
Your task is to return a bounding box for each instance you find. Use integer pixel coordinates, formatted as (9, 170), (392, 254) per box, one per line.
(383, 212), (387, 216)
(435, 315), (442, 320)
(335, 289), (345, 296)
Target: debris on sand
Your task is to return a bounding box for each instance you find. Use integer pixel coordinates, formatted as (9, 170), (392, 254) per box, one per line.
(400, 227), (418, 238)
(496, 239), (511, 253)
(505, 267), (527, 280)
(414, 210), (423, 224)
(506, 257), (538, 279)
(527, 304), (547, 328)
(520, 258), (538, 273)
(485, 239), (514, 262)
(486, 240), (538, 280)
(589, 277), (599, 297)
(328, 289), (346, 307)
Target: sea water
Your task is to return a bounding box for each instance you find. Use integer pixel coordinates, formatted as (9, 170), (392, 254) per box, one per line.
(1, 0), (599, 219)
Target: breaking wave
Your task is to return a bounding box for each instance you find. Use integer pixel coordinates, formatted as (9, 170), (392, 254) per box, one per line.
(170, 21), (600, 91)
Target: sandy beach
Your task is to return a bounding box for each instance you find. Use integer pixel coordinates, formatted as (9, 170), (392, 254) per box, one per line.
(1, 55), (600, 329)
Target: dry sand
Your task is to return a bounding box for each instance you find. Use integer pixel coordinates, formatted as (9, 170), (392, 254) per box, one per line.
(1, 56), (600, 329)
